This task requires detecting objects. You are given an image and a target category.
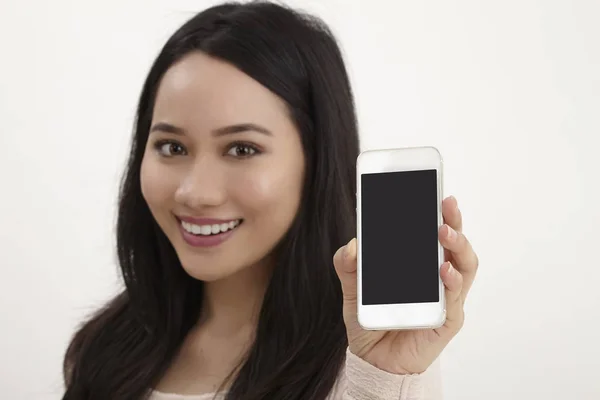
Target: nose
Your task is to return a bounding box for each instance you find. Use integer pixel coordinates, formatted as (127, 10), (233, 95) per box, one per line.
(174, 157), (226, 209)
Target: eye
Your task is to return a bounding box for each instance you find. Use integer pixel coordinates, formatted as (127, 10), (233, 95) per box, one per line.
(154, 140), (187, 157)
(226, 142), (259, 158)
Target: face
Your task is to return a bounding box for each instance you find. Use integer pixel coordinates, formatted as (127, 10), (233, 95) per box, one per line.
(140, 52), (305, 282)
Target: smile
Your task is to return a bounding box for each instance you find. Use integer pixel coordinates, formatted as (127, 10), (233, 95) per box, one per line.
(180, 219), (242, 236)
(176, 216), (243, 248)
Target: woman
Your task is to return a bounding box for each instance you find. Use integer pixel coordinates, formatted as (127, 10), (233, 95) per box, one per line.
(62, 2), (479, 399)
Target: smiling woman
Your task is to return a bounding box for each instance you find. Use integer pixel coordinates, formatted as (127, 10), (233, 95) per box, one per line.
(140, 51), (305, 284)
(60, 1), (460, 400)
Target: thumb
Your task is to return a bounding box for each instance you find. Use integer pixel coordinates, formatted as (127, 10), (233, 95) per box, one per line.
(333, 238), (358, 302)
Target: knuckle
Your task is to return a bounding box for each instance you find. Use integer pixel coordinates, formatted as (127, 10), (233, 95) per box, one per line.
(472, 253), (480, 271)
(459, 232), (469, 248)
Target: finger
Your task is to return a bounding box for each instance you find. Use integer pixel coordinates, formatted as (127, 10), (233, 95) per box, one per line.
(437, 262), (464, 335)
(333, 238), (358, 302)
(442, 196), (462, 233)
(439, 224), (479, 300)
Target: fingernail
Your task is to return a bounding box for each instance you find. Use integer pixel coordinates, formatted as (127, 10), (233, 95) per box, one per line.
(450, 195), (459, 210)
(447, 225), (456, 240)
(447, 262), (455, 275)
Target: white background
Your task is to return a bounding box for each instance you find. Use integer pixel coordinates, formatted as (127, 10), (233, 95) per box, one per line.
(1, 0), (598, 399)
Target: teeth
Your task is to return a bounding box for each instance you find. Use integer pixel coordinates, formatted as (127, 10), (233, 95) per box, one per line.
(181, 219), (241, 236)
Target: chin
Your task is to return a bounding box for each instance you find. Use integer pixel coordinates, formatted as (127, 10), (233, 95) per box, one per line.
(176, 248), (253, 282)
(178, 261), (235, 282)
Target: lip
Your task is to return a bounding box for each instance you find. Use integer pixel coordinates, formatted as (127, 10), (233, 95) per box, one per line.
(176, 216), (242, 248)
(178, 215), (241, 225)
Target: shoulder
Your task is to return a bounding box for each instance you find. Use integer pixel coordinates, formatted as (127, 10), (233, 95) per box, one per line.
(328, 348), (443, 400)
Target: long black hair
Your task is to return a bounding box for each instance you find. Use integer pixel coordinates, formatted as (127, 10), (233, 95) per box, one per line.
(62, 2), (360, 399)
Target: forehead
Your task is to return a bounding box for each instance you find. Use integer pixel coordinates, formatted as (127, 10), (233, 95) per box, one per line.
(152, 52), (290, 128)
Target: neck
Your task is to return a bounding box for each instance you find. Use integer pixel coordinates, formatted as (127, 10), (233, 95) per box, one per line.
(199, 259), (273, 336)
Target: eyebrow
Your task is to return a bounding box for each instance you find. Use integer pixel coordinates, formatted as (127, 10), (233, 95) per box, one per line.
(149, 122), (272, 136)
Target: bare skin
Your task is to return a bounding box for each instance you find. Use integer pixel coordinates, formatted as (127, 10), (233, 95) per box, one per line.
(140, 52), (305, 395)
(142, 52), (480, 395)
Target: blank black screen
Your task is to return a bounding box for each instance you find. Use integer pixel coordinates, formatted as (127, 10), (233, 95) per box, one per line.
(361, 170), (439, 305)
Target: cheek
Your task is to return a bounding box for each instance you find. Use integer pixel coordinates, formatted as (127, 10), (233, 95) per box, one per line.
(140, 155), (178, 208)
(234, 162), (304, 220)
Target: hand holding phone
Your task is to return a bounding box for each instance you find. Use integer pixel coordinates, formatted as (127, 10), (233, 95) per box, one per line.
(357, 146), (447, 330)
(332, 146), (479, 375)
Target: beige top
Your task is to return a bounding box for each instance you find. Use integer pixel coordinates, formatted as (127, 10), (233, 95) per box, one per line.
(149, 348), (442, 400)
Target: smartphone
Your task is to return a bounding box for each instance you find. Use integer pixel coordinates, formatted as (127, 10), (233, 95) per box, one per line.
(356, 146), (446, 330)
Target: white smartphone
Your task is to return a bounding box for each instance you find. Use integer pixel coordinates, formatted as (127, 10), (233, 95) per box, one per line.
(356, 146), (446, 330)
